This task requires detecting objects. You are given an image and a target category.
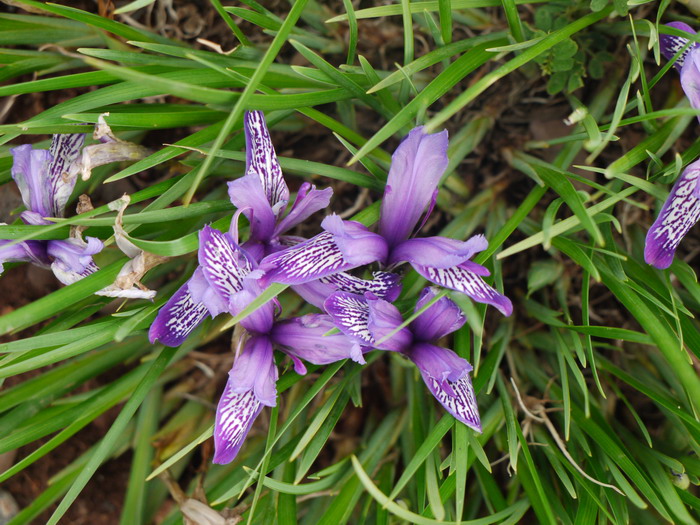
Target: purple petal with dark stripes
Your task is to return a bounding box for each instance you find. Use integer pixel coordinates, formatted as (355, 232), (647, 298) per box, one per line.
(260, 216), (387, 285)
(47, 134), (85, 217)
(198, 225), (252, 306)
(379, 127), (449, 247)
(411, 288), (466, 342)
(661, 22), (698, 71)
(645, 160), (700, 269)
(292, 271), (402, 309)
(388, 234), (488, 268)
(421, 365), (481, 432)
(324, 291), (373, 345)
(149, 278), (209, 346)
(273, 182), (332, 236)
(413, 262), (513, 316)
(213, 377), (264, 464)
(244, 110), (289, 215)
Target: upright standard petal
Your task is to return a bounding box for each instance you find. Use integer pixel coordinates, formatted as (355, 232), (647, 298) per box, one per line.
(410, 288), (466, 342)
(47, 134), (85, 217)
(273, 182), (333, 237)
(149, 279), (209, 346)
(213, 377), (264, 464)
(292, 271), (401, 309)
(228, 174), (277, 242)
(413, 262), (513, 316)
(388, 234), (488, 268)
(378, 127), (449, 247)
(10, 145), (53, 221)
(244, 110), (289, 214)
(324, 291), (374, 345)
(228, 335), (278, 407)
(645, 160), (700, 269)
(661, 22), (698, 70)
(271, 314), (365, 373)
(198, 225), (252, 305)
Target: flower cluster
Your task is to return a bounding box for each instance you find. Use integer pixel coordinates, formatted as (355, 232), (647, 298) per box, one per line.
(149, 111), (511, 463)
(2, 111), (511, 465)
(645, 23), (700, 268)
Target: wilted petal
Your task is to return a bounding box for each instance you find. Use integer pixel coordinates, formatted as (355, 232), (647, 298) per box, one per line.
(228, 173), (277, 241)
(388, 234), (488, 268)
(324, 291), (373, 345)
(69, 115), (149, 182)
(645, 160), (700, 269)
(244, 110), (289, 214)
(229, 335), (278, 406)
(661, 22), (698, 71)
(47, 134), (85, 217)
(47, 237), (102, 285)
(273, 183), (333, 236)
(322, 215), (388, 266)
(366, 295), (412, 352)
(271, 314), (365, 373)
(149, 279), (209, 346)
(411, 288), (466, 342)
(213, 377), (264, 464)
(378, 127), (449, 247)
(11, 145), (53, 221)
(293, 270), (402, 309)
(413, 262), (513, 316)
(198, 225), (252, 306)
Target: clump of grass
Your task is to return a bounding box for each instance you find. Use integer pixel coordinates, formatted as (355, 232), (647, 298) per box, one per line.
(0, 1), (699, 524)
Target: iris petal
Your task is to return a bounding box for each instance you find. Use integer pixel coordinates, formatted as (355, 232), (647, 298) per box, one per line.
(645, 160), (700, 269)
(213, 378), (264, 465)
(148, 278), (209, 346)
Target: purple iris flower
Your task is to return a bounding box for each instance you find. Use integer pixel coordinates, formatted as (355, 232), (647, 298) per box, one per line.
(660, 22), (700, 111)
(153, 224), (363, 463)
(149, 111), (401, 345)
(2, 134), (104, 284)
(258, 126), (512, 316)
(644, 159), (700, 269)
(324, 287), (481, 431)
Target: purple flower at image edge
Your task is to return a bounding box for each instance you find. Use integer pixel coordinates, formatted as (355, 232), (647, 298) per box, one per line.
(258, 126), (512, 317)
(324, 288), (482, 432)
(644, 159), (700, 269)
(660, 22), (700, 111)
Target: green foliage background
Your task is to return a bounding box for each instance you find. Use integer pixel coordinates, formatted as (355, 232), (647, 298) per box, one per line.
(0, 0), (699, 523)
